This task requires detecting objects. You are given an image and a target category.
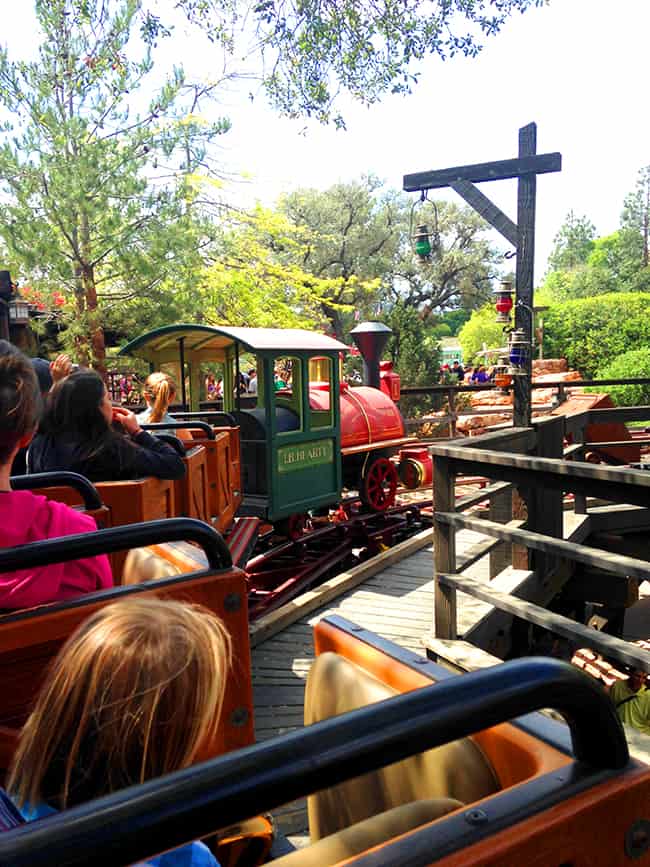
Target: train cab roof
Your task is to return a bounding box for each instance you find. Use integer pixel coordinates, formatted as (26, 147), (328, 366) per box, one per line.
(118, 324), (348, 364)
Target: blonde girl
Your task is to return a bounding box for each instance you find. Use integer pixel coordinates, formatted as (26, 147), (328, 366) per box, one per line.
(138, 372), (192, 440)
(8, 598), (231, 867)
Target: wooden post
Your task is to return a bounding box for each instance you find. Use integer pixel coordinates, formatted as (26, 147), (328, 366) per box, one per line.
(448, 388), (457, 438)
(530, 416), (565, 576)
(513, 123), (537, 428)
(489, 486), (513, 578)
(433, 455), (457, 639)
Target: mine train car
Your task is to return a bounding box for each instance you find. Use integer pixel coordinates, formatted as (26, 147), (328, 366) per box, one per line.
(118, 323), (419, 523)
(0, 518), (647, 865)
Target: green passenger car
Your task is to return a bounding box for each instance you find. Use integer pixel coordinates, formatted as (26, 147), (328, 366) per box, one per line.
(118, 325), (348, 522)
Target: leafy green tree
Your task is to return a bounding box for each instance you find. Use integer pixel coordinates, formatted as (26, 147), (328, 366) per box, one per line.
(277, 181), (503, 339)
(594, 349), (650, 406)
(543, 293), (650, 378)
(278, 177), (399, 339)
(381, 301), (441, 416)
(621, 165), (650, 269)
(0, 0), (229, 370)
(109, 204), (339, 334)
(457, 304), (507, 364)
(172, 0), (546, 125)
(546, 211), (597, 272)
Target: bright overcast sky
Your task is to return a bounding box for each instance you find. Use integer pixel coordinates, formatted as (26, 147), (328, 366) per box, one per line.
(4, 0), (649, 282)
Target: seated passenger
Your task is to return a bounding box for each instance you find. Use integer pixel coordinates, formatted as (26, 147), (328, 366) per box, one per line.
(8, 598), (230, 867)
(137, 372), (192, 440)
(0, 346), (112, 608)
(28, 370), (185, 482)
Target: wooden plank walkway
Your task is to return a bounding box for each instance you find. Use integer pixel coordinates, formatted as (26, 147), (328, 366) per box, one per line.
(251, 527), (489, 836)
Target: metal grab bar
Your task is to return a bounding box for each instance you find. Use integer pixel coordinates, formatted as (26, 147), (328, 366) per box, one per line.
(174, 410), (237, 427)
(0, 517), (231, 573)
(0, 657), (627, 867)
(141, 421), (215, 440)
(10, 471), (102, 511)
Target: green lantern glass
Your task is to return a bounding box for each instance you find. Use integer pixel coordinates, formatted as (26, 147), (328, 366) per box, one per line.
(414, 225), (432, 259)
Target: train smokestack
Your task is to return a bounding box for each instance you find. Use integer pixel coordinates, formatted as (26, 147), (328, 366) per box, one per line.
(350, 321), (392, 390)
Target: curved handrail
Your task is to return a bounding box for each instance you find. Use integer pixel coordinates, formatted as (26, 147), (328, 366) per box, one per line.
(175, 410), (238, 427)
(148, 432), (186, 456)
(142, 421), (215, 440)
(0, 517), (231, 572)
(0, 657), (627, 867)
(10, 471), (102, 511)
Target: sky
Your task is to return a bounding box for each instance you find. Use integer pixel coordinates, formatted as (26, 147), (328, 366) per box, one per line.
(3, 0), (650, 282)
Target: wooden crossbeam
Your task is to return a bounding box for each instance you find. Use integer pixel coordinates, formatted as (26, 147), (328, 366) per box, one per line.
(450, 179), (518, 246)
(436, 512), (650, 582)
(438, 572), (650, 674)
(403, 152), (562, 192)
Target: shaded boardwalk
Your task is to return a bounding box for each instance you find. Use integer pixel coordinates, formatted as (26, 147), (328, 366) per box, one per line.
(251, 528), (489, 834)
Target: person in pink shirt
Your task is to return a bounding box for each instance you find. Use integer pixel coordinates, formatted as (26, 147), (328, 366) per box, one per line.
(0, 343), (112, 609)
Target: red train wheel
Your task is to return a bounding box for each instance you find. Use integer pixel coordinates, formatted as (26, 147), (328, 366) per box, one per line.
(361, 457), (398, 511)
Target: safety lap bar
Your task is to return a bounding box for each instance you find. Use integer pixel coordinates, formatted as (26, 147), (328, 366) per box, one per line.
(0, 517), (231, 572)
(10, 471), (103, 511)
(174, 410), (237, 427)
(0, 657), (627, 867)
(142, 421), (215, 439)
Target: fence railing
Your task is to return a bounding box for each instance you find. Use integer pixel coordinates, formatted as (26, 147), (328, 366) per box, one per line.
(429, 415), (650, 673)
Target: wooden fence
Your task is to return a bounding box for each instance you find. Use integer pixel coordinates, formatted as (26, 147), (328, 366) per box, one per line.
(428, 408), (650, 673)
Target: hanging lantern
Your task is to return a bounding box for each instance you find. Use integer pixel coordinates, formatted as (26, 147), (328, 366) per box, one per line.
(413, 224), (432, 260)
(508, 328), (530, 373)
(493, 352), (513, 390)
(494, 280), (514, 324)
(8, 298), (30, 325)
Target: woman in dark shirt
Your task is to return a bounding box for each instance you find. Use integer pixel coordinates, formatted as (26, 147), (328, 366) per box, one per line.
(28, 370), (185, 482)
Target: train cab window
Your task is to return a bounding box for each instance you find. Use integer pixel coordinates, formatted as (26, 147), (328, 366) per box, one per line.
(273, 356), (303, 434)
(309, 356), (334, 430)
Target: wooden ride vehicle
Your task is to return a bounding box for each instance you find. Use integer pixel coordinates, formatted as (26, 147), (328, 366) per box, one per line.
(0, 517), (254, 778)
(0, 613), (645, 866)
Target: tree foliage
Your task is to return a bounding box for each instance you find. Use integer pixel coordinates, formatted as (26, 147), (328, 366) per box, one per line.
(0, 0), (229, 369)
(621, 165), (650, 269)
(172, 0), (546, 126)
(547, 211), (596, 273)
(457, 304), (507, 363)
(543, 292), (650, 378)
(276, 179), (503, 339)
(594, 348), (650, 406)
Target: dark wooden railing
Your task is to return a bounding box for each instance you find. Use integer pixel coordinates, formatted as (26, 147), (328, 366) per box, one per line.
(429, 413), (650, 673)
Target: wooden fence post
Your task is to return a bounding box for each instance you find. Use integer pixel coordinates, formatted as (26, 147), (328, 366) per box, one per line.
(489, 486), (513, 578)
(529, 415), (565, 576)
(433, 454), (457, 639)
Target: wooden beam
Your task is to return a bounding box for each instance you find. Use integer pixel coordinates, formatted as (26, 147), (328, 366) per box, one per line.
(588, 504), (650, 534)
(403, 152), (562, 192)
(589, 406), (650, 423)
(436, 512), (650, 582)
(454, 481), (512, 512)
(513, 122), (537, 428)
(428, 444), (650, 507)
(438, 572), (650, 674)
(449, 180), (518, 246)
(434, 456), (457, 640)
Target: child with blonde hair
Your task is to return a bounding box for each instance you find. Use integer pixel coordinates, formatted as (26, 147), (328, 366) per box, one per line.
(9, 598), (232, 866)
(138, 372), (192, 440)
(0, 343), (112, 608)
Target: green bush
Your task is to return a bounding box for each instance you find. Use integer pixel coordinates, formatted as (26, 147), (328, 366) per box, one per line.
(458, 304), (507, 363)
(543, 292), (650, 378)
(593, 348), (650, 406)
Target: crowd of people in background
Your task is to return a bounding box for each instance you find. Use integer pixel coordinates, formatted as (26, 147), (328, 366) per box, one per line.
(439, 360), (495, 385)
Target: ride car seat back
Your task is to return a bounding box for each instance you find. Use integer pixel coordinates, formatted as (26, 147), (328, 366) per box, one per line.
(304, 652), (500, 841)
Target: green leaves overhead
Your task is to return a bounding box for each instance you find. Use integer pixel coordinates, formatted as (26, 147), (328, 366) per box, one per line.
(0, 0), (231, 368)
(173, 0), (546, 125)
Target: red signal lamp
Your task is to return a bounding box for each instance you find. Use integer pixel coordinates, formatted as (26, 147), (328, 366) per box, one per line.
(494, 280), (514, 323)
